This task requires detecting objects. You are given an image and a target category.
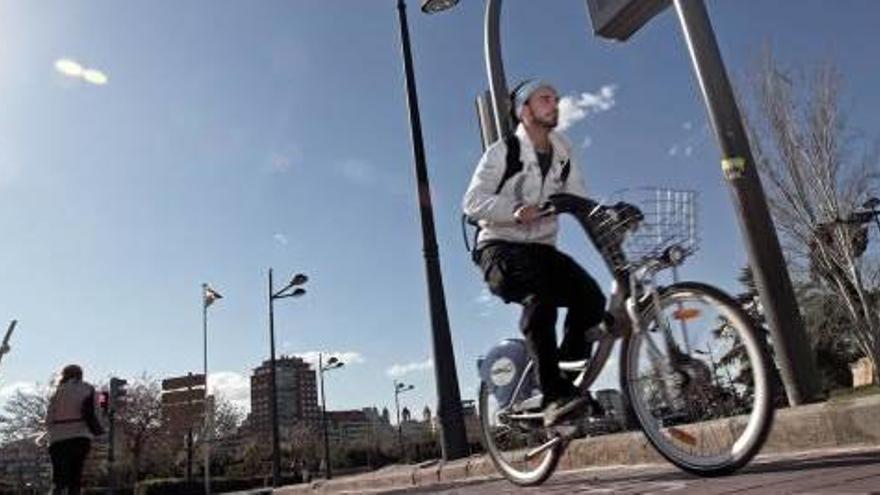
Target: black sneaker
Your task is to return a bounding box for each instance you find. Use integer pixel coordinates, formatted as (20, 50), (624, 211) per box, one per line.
(543, 396), (587, 427)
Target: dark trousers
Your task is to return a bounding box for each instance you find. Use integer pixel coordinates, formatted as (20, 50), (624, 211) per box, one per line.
(478, 241), (606, 404)
(49, 437), (91, 494)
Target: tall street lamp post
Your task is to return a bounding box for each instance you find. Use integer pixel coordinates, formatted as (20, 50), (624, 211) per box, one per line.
(393, 380), (414, 462)
(201, 283), (223, 495)
(267, 270), (308, 487)
(395, 0), (468, 460)
(319, 353), (344, 480)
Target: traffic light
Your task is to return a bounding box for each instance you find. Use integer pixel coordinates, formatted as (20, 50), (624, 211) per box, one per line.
(97, 390), (110, 414)
(109, 377), (128, 410)
(585, 0), (670, 41)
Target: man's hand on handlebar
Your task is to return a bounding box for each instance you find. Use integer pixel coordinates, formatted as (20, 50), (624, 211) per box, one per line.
(514, 203), (556, 224)
(613, 201), (643, 222)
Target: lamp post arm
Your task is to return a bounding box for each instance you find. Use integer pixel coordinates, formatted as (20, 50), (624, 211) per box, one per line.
(484, 0), (511, 139)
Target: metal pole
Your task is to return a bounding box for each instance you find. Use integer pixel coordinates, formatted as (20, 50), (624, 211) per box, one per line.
(484, 0), (512, 139)
(202, 299), (211, 495)
(186, 428), (193, 482)
(475, 91), (499, 150)
(107, 408), (116, 495)
(320, 354), (332, 479)
(396, 0), (468, 459)
(0, 320), (16, 368)
(268, 269), (282, 486)
(394, 383), (403, 462)
(673, 0), (822, 404)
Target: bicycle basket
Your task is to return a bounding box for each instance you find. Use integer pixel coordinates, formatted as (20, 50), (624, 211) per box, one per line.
(589, 188), (699, 272)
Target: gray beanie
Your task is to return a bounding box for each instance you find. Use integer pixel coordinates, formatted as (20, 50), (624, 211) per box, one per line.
(512, 79), (554, 117)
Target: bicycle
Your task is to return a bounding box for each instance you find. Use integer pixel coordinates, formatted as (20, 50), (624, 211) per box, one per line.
(475, 189), (774, 486)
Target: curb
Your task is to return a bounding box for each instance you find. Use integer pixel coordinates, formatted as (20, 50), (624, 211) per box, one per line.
(273, 394), (880, 494)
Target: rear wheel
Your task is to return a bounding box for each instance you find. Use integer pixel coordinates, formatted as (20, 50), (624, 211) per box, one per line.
(621, 282), (774, 476)
(477, 381), (561, 486)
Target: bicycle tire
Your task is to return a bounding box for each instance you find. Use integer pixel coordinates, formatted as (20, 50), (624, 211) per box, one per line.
(477, 381), (561, 486)
(620, 281), (774, 476)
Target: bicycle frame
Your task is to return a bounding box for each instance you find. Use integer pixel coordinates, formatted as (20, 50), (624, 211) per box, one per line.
(495, 245), (692, 425)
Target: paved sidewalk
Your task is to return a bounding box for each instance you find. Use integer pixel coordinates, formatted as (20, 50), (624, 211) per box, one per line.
(273, 394), (880, 494)
(389, 445), (880, 494)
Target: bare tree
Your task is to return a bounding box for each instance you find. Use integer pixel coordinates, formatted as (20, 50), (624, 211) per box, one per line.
(743, 47), (880, 383)
(115, 374), (164, 480)
(211, 394), (244, 441)
(0, 384), (50, 443)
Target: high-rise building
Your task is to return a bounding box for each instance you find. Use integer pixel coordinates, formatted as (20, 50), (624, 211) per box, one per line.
(250, 356), (320, 436)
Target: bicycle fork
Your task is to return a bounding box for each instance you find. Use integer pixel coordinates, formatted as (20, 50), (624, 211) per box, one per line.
(626, 267), (688, 413)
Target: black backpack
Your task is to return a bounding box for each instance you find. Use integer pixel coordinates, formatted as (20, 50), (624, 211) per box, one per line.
(462, 135), (570, 262)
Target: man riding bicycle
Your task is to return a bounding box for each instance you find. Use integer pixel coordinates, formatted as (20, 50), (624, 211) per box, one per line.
(463, 80), (606, 427)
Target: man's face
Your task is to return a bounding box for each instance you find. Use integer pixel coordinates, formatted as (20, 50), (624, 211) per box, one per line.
(524, 86), (559, 129)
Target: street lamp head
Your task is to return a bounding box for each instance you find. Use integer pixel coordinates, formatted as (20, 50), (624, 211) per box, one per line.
(291, 288), (306, 298)
(421, 0), (458, 14)
(864, 197), (880, 210)
(291, 273), (309, 286)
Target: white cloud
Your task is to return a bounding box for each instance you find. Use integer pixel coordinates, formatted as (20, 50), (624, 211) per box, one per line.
(208, 371), (250, 412)
(266, 146), (303, 174)
(666, 121), (709, 159)
(82, 69), (108, 86)
(54, 58), (84, 77)
(386, 358), (433, 378)
(273, 233), (289, 246)
(296, 351), (366, 369)
(54, 58), (108, 86)
(557, 84), (618, 131)
(339, 159), (377, 187)
(581, 135), (593, 149)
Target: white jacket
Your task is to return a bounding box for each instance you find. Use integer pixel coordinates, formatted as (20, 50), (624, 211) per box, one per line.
(463, 124), (589, 247)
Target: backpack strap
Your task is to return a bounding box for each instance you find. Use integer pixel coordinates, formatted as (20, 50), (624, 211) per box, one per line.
(461, 214), (482, 264)
(495, 135), (523, 194)
(560, 158), (571, 184)
(464, 135), (527, 264)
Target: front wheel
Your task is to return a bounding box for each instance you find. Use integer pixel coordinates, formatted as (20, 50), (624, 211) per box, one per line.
(621, 282), (774, 476)
(477, 381), (561, 486)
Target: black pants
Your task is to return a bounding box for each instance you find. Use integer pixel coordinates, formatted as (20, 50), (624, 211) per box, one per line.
(49, 437), (91, 494)
(479, 241), (606, 404)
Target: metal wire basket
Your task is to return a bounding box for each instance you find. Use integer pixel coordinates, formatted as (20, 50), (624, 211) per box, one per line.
(587, 188), (699, 272)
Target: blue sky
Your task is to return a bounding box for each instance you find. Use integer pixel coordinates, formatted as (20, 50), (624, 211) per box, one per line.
(1, 1), (879, 419)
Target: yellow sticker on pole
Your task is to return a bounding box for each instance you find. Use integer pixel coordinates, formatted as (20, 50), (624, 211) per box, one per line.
(722, 157), (747, 180)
